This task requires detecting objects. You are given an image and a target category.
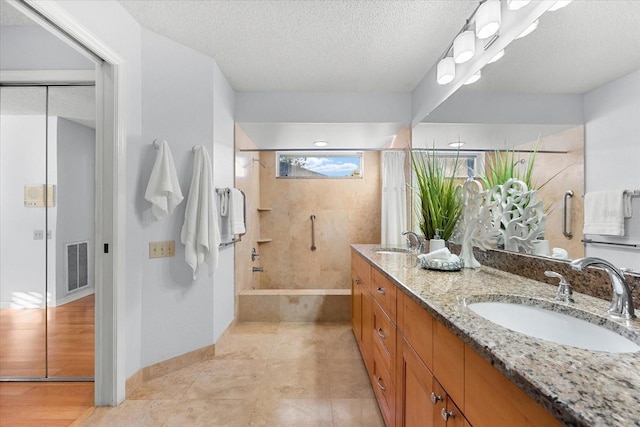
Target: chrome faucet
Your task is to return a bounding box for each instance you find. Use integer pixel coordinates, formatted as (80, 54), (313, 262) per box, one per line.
(545, 270), (574, 303)
(402, 231), (424, 253)
(570, 257), (636, 319)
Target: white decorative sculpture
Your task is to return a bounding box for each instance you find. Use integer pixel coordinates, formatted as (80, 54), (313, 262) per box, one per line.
(487, 179), (547, 254)
(458, 179), (501, 268)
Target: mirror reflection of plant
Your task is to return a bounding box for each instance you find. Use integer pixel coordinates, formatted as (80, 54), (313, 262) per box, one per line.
(411, 148), (463, 241)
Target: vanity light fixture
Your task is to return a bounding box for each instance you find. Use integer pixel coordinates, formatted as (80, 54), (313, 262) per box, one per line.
(548, 0), (572, 11)
(453, 30), (476, 64)
(437, 57), (456, 85)
(475, 0), (501, 39)
(313, 140), (328, 147)
(507, 0), (530, 10)
(516, 19), (538, 39)
(487, 49), (505, 64)
(464, 70), (481, 85)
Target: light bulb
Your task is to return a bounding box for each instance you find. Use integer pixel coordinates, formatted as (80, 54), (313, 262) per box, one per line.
(464, 70), (481, 85)
(507, 0), (530, 10)
(476, 0), (501, 39)
(487, 49), (504, 64)
(436, 57), (455, 85)
(516, 20), (538, 39)
(453, 31), (476, 64)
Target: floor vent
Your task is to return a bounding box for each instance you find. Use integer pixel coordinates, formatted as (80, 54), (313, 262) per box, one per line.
(66, 241), (89, 292)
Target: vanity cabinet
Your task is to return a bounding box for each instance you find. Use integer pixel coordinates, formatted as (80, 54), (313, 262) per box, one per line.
(351, 249), (565, 427)
(351, 250), (373, 372)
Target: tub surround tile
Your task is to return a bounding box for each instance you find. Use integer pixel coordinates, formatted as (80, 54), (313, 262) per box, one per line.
(353, 244), (640, 427)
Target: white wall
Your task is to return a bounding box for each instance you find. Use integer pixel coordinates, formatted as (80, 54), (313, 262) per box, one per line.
(55, 118), (95, 304)
(56, 0), (144, 378)
(0, 25), (93, 70)
(44, 0), (236, 379)
(584, 69), (640, 271)
(140, 29), (217, 366)
(0, 115), (57, 307)
(212, 61), (236, 342)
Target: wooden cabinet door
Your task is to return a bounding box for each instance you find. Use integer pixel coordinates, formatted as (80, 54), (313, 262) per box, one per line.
(465, 345), (563, 427)
(351, 271), (363, 342)
(433, 321), (464, 410)
(361, 288), (373, 373)
(397, 337), (436, 427)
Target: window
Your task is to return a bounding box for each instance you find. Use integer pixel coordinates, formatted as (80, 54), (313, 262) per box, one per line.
(276, 152), (364, 178)
(412, 151), (485, 179)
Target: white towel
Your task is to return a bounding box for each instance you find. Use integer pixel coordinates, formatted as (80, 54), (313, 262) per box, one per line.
(583, 190), (632, 236)
(144, 141), (183, 220)
(229, 188), (246, 235)
(418, 248), (452, 262)
(218, 191), (232, 243)
(181, 146), (220, 279)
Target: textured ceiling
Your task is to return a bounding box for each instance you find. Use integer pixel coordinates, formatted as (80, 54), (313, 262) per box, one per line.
(119, 0), (477, 92)
(118, 0), (640, 94)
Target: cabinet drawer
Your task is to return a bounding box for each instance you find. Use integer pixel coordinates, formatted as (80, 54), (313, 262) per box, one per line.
(433, 320), (464, 411)
(351, 249), (371, 288)
(372, 344), (395, 426)
(372, 300), (396, 368)
(400, 292), (434, 371)
(465, 346), (563, 427)
(371, 268), (397, 320)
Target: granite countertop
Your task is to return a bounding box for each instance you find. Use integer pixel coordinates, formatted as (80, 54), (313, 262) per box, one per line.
(352, 244), (640, 427)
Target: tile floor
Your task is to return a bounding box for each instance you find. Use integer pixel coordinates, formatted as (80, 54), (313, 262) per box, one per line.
(80, 322), (385, 426)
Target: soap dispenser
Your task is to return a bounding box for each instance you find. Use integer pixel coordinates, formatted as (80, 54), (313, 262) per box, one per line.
(430, 229), (445, 252)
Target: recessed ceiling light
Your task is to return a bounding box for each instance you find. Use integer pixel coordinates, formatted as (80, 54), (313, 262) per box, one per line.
(448, 141), (466, 148)
(313, 140), (328, 147)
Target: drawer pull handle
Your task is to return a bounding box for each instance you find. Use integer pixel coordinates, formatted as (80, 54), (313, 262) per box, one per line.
(376, 327), (386, 339)
(430, 392), (443, 405)
(441, 408), (455, 421)
(376, 287), (386, 295)
(376, 377), (386, 392)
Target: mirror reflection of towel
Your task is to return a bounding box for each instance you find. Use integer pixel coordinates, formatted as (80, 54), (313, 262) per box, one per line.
(583, 190), (632, 236)
(144, 141), (183, 220)
(229, 188), (246, 235)
(181, 146), (220, 279)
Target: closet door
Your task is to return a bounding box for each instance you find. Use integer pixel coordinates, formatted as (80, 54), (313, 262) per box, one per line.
(46, 86), (95, 379)
(0, 86), (48, 378)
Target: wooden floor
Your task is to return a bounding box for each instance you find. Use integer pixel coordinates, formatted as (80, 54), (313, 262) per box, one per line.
(0, 382), (94, 427)
(0, 295), (95, 426)
(0, 295), (94, 378)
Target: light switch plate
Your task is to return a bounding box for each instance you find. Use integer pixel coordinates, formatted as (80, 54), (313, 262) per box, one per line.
(149, 240), (175, 259)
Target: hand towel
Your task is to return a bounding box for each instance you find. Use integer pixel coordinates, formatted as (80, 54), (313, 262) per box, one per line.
(583, 190), (632, 236)
(418, 248), (452, 262)
(144, 141), (183, 220)
(229, 188), (246, 235)
(181, 146), (220, 279)
(218, 191), (233, 243)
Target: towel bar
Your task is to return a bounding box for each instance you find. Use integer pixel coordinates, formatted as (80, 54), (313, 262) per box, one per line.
(582, 239), (639, 248)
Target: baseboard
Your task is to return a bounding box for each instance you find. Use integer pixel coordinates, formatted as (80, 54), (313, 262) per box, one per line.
(125, 343), (215, 398)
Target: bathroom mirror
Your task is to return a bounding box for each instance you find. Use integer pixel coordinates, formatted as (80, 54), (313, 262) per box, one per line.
(411, 1), (640, 264)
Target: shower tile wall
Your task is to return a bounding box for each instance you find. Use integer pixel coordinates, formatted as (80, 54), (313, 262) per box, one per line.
(258, 151), (381, 290)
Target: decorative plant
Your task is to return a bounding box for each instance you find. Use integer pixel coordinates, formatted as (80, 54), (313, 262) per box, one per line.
(411, 148), (463, 241)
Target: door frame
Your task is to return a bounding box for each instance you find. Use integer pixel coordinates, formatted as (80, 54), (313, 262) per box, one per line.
(7, 0), (127, 405)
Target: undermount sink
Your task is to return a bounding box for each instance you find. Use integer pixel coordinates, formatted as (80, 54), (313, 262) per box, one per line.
(467, 299), (640, 353)
(371, 247), (413, 255)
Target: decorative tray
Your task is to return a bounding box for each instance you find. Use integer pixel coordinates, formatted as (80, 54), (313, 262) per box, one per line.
(419, 257), (464, 271)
